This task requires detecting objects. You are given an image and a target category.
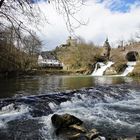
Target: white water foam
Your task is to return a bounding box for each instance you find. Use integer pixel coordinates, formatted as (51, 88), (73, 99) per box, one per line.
(40, 114), (58, 140)
(92, 61), (114, 76)
(40, 88), (140, 139)
(0, 103), (30, 128)
(121, 61), (136, 76)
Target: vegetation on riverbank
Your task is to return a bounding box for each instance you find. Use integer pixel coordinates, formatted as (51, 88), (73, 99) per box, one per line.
(0, 69), (85, 78)
(54, 40), (103, 74)
(110, 48), (127, 73)
(54, 41), (140, 75)
(0, 27), (42, 77)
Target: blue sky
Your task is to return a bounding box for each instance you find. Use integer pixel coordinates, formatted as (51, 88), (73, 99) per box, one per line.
(97, 0), (140, 12)
(32, 0), (140, 50)
(31, 0), (48, 4)
(32, 0), (140, 13)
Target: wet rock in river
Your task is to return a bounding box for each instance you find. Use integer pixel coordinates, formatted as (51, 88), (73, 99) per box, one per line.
(85, 129), (100, 140)
(51, 113), (102, 140)
(51, 113), (83, 129)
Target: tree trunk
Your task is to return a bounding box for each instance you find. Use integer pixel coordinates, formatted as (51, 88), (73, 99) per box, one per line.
(0, 0), (4, 8)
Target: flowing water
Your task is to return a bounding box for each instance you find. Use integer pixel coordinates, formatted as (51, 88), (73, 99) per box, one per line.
(92, 61), (114, 76)
(121, 62), (136, 76)
(0, 75), (140, 140)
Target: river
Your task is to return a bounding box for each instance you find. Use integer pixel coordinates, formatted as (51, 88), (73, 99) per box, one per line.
(0, 75), (140, 139)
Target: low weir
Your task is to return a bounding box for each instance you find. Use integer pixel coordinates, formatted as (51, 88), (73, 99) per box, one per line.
(121, 61), (136, 76)
(91, 61), (114, 76)
(92, 61), (136, 77)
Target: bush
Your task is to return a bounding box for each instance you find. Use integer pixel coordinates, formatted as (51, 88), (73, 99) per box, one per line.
(54, 40), (102, 72)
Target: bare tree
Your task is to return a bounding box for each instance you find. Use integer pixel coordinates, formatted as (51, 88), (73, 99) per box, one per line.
(0, 0), (85, 37)
(23, 33), (42, 55)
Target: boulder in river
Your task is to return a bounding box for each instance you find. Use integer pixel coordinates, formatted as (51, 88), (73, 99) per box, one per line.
(51, 113), (102, 140)
(51, 113), (83, 129)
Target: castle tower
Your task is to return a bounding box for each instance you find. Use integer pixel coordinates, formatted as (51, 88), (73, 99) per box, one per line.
(102, 38), (111, 60)
(66, 36), (77, 47)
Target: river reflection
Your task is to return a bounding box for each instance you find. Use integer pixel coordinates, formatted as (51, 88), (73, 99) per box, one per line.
(0, 75), (140, 98)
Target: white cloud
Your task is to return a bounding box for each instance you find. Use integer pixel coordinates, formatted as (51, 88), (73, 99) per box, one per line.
(36, 1), (140, 50)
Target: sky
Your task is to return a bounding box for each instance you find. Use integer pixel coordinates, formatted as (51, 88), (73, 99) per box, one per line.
(35, 0), (140, 50)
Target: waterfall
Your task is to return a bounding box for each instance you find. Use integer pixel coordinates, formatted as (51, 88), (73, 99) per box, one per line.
(121, 61), (136, 76)
(92, 61), (114, 76)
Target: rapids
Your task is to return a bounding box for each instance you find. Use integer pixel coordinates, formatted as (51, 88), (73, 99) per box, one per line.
(0, 84), (140, 139)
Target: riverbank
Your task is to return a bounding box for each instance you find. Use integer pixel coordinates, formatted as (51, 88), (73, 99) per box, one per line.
(0, 70), (69, 78)
(0, 68), (89, 78)
(1, 62), (140, 79)
(0, 63), (95, 78)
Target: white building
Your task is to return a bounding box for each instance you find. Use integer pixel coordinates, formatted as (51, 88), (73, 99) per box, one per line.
(38, 52), (63, 68)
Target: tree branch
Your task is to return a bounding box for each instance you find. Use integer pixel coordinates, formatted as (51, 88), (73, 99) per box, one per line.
(0, 0), (4, 8)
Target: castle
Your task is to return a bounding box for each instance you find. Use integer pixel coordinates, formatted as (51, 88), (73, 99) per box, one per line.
(60, 36), (77, 48)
